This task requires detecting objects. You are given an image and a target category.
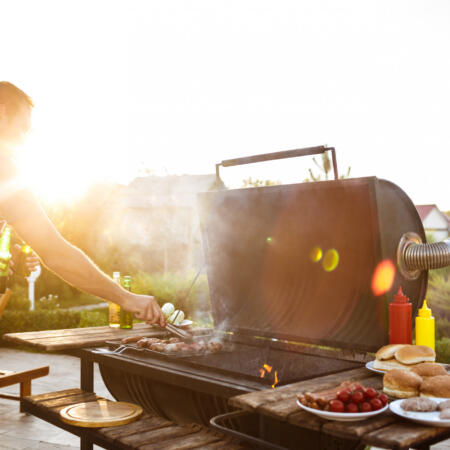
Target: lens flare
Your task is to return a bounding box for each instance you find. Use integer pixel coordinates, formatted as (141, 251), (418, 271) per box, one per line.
(371, 259), (396, 296)
(322, 249), (339, 272)
(266, 237), (273, 244)
(310, 246), (323, 263)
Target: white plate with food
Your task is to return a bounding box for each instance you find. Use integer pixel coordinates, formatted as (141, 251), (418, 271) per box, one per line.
(390, 397), (450, 427)
(365, 360), (449, 375)
(296, 399), (388, 422)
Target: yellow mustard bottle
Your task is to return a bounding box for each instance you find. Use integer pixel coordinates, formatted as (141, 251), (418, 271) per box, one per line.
(415, 300), (435, 351)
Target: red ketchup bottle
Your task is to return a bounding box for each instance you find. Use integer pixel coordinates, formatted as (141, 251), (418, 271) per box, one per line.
(389, 286), (412, 344)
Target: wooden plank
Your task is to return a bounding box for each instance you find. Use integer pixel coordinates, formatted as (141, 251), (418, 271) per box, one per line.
(362, 422), (450, 449)
(229, 367), (371, 411)
(0, 366), (49, 388)
(196, 441), (248, 450)
(141, 429), (224, 450)
(322, 412), (396, 439)
(37, 392), (98, 409)
(99, 415), (172, 440)
(121, 424), (201, 448)
(24, 388), (83, 403)
(287, 410), (326, 431)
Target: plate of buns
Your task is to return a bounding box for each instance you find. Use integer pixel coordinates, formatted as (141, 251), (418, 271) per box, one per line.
(390, 397), (450, 427)
(366, 344), (449, 374)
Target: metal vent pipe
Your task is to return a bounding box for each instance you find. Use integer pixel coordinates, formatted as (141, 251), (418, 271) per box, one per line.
(397, 232), (450, 280)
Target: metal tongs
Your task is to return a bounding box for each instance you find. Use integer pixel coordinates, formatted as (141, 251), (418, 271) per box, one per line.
(165, 322), (194, 343)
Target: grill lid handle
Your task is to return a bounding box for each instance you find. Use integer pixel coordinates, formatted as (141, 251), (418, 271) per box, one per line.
(397, 232), (450, 280)
(215, 145), (338, 182)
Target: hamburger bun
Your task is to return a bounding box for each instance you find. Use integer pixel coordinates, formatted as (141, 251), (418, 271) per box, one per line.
(395, 345), (435, 365)
(373, 358), (411, 372)
(420, 375), (450, 398)
(376, 344), (406, 361)
(410, 362), (448, 379)
(383, 369), (423, 398)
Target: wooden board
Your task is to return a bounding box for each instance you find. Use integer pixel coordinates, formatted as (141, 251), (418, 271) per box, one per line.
(60, 400), (142, 428)
(21, 389), (249, 449)
(3, 324), (211, 351)
(227, 366), (450, 449)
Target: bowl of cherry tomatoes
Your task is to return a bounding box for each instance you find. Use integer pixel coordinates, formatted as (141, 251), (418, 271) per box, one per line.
(297, 384), (389, 422)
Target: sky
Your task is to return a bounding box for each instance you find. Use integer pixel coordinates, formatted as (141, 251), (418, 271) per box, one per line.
(1, 0), (449, 209)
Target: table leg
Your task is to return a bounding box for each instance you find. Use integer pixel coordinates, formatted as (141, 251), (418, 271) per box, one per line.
(80, 436), (93, 450)
(80, 358), (94, 393)
(19, 380), (31, 413)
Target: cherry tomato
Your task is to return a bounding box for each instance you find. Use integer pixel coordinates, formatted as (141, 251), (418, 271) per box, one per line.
(346, 402), (359, 413)
(370, 398), (383, 411)
(353, 383), (364, 392)
(361, 402), (372, 412)
(329, 399), (345, 413)
(337, 390), (351, 403)
(364, 388), (377, 400)
(352, 391), (364, 404)
(378, 394), (389, 406)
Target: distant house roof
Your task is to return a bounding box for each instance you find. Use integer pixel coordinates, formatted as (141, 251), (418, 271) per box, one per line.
(416, 204), (450, 227)
(416, 204), (436, 221)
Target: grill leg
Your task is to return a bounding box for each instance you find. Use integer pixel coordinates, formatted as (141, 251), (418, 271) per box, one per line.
(80, 358), (94, 393)
(80, 436), (93, 450)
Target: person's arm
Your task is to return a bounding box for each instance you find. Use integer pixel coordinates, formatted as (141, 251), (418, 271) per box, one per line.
(0, 189), (165, 326)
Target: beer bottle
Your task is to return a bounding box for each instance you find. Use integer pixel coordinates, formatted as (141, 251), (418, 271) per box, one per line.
(109, 271), (121, 328)
(120, 275), (133, 329)
(0, 226), (12, 294)
(16, 244), (32, 277)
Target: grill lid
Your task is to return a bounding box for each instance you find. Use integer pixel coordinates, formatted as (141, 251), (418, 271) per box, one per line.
(198, 177), (426, 353)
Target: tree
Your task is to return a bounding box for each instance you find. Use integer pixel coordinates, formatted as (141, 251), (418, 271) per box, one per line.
(303, 152), (351, 182)
(241, 177), (281, 188)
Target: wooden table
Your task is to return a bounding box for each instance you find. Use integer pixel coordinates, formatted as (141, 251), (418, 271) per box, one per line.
(3, 323), (175, 352)
(228, 367), (450, 450)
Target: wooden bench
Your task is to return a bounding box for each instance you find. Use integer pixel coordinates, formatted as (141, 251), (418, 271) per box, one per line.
(21, 388), (250, 450)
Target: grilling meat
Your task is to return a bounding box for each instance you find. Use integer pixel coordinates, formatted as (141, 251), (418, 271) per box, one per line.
(130, 337), (225, 355)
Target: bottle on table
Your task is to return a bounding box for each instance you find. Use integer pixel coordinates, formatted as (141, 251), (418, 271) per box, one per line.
(120, 275), (133, 329)
(15, 244), (32, 278)
(0, 226), (12, 294)
(389, 286), (412, 344)
(109, 271), (121, 328)
(415, 300), (435, 351)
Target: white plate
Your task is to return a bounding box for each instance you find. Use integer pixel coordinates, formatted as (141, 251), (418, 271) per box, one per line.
(365, 360), (386, 375)
(390, 398), (450, 427)
(365, 360), (450, 375)
(296, 399), (388, 422)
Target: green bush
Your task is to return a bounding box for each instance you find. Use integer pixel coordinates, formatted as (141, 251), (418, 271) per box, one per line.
(427, 267), (450, 319)
(0, 310), (81, 335)
(436, 318), (450, 341)
(131, 271), (210, 318)
(436, 338), (450, 364)
(5, 284), (30, 311)
(79, 308), (109, 327)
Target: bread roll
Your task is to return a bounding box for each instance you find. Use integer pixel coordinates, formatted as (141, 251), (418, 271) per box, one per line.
(395, 345), (435, 365)
(383, 369), (423, 398)
(420, 375), (450, 398)
(374, 358), (411, 371)
(411, 362), (448, 379)
(376, 344), (406, 361)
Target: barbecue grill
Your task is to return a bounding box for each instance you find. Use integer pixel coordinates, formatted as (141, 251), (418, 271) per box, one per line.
(95, 146), (449, 436)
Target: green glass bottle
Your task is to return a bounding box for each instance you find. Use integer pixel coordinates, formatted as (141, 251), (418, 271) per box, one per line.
(0, 226), (12, 294)
(109, 271), (121, 328)
(16, 244), (32, 277)
(120, 275), (133, 329)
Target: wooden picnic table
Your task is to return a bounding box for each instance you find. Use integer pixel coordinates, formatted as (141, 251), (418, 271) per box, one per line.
(228, 367), (450, 450)
(3, 323), (210, 352)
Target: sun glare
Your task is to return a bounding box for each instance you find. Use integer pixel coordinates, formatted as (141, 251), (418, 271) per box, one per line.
(16, 136), (98, 204)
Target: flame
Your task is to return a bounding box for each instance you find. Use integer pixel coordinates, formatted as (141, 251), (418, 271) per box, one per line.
(259, 364), (279, 388)
(371, 259), (396, 296)
(271, 371), (279, 389)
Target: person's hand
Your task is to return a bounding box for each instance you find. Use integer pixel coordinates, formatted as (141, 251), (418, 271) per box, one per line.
(10, 244), (40, 275)
(129, 294), (166, 327)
